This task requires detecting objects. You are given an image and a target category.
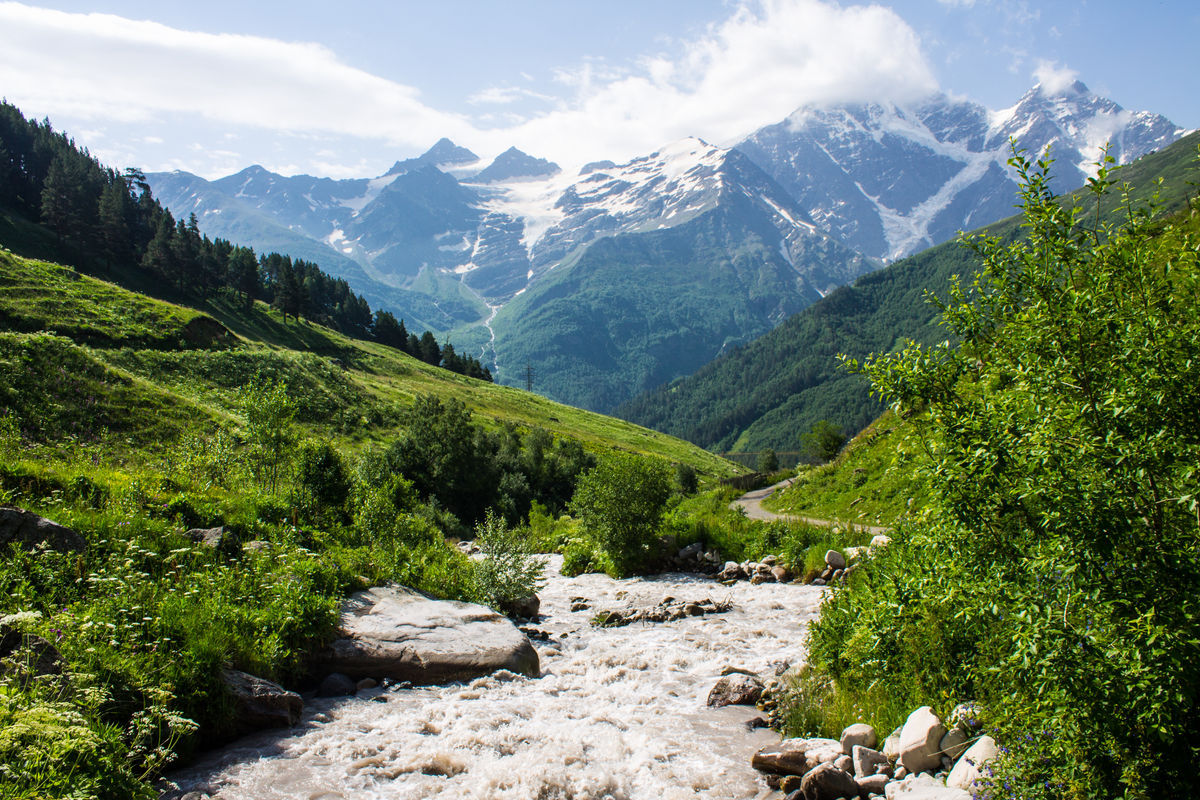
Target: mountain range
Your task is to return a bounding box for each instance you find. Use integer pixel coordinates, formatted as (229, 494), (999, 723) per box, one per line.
(148, 80), (1185, 415)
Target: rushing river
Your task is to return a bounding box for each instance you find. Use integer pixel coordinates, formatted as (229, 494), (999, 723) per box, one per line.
(165, 557), (825, 800)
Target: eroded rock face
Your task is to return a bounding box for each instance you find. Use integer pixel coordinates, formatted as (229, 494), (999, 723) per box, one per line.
(314, 585), (539, 684)
(0, 507), (85, 551)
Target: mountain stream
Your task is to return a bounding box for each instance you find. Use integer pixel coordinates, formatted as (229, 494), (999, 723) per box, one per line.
(165, 557), (825, 800)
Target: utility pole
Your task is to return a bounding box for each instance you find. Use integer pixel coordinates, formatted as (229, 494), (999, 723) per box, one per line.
(525, 363), (534, 393)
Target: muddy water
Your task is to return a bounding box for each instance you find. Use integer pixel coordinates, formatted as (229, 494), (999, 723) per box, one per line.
(165, 557), (825, 800)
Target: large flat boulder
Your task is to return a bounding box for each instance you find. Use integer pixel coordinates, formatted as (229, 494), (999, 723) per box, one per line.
(314, 585), (539, 684)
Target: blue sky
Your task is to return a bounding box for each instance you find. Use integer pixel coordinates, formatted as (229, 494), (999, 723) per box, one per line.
(1, 0), (1195, 179)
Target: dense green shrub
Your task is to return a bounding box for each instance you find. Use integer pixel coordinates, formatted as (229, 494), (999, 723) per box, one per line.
(472, 511), (546, 612)
(808, 151), (1200, 798)
(570, 452), (671, 576)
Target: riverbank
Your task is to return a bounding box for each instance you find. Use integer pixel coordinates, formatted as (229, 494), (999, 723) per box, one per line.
(163, 556), (825, 799)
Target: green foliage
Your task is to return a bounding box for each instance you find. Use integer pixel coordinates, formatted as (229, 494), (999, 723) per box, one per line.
(667, 488), (872, 573)
(293, 438), (350, 524)
(242, 379), (296, 495)
(570, 452), (671, 576)
(811, 149), (1200, 798)
(674, 462), (698, 495)
(800, 419), (846, 464)
(757, 448), (779, 473)
(472, 511), (546, 612)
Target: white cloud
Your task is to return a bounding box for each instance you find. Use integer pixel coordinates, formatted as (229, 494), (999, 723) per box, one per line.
(466, 86), (554, 106)
(0, 2), (474, 146)
(0, 0), (939, 177)
(1033, 59), (1079, 94)
(488, 0), (939, 170)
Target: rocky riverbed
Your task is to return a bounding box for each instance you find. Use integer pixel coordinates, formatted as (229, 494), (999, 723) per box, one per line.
(162, 556), (825, 800)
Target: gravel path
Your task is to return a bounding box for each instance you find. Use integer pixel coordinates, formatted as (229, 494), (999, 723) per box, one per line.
(732, 479), (890, 536)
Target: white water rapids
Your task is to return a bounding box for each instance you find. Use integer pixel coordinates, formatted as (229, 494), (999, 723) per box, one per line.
(166, 557), (826, 800)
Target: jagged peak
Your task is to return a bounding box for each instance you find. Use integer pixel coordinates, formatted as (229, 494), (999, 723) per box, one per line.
(471, 147), (561, 183)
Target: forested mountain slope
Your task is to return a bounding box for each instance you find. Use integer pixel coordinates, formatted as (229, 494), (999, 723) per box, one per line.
(619, 130), (1200, 452)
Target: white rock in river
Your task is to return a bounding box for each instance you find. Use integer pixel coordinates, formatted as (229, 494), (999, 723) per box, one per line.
(314, 584), (539, 684)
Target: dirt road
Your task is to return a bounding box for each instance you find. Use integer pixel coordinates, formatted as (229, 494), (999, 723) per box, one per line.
(732, 478), (890, 535)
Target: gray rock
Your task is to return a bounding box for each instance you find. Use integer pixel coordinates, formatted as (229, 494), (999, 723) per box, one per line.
(355, 677), (378, 691)
(853, 745), (890, 778)
(798, 762), (859, 800)
(857, 773), (890, 795)
(948, 702), (983, 731)
(824, 549), (847, 570)
(884, 773), (970, 799)
(841, 722), (878, 753)
(762, 555), (778, 566)
(833, 754), (852, 772)
(771, 566), (792, 583)
(882, 726), (903, 759)
(678, 542), (704, 560)
(0, 625), (63, 687)
(707, 673), (764, 707)
(317, 672), (357, 697)
(947, 735), (998, 792)
(186, 525), (240, 556)
(939, 727), (970, 761)
(0, 507), (85, 551)
(718, 561), (744, 581)
(899, 706), (947, 774)
(314, 584), (539, 684)
(220, 669), (302, 732)
(749, 573), (772, 585)
(501, 594), (540, 619)
(751, 737), (842, 775)
(811, 578), (827, 586)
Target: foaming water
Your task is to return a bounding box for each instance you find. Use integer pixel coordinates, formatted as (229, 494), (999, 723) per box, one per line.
(166, 557), (824, 799)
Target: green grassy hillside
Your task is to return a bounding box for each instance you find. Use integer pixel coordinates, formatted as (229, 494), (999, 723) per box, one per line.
(618, 131), (1200, 451)
(762, 410), (930, 528)
(0, 247), (738, 474)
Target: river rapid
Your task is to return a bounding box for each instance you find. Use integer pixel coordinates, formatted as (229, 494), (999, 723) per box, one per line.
(165, 557), (825, 800)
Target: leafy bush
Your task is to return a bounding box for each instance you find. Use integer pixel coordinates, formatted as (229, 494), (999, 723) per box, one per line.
(569, 452), (671, 577)
(810, 150), (1200, 798)
(293, 439), (350, 524)
(472, 511), (546, 612)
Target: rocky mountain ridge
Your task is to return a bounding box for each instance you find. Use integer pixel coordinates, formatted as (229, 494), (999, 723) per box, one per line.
(147, 80), (1185, 411)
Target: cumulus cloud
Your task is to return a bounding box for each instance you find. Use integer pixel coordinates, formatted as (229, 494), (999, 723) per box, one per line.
(0, 0), (940, 176)
(1033, 59), (1079, 94)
